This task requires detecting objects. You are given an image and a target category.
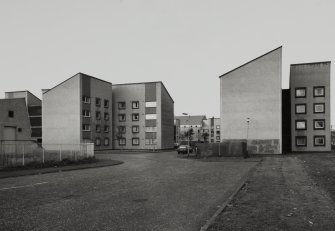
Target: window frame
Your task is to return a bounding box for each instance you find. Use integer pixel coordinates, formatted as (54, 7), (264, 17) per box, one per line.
(118, 126), (126, 134)
(132, 113), (139, 121)
(295, 120), (307, 130)
(104, 138), (109, 146)
(82, 124), (91, 131)
(95, 138), (101, 146)
(313, 119), (325, 130)
(104, 112), (109, 121)
(118, 114), (126, 122)
(8, 110), (14, 118)
(132, 138), (140, 146)
(96, 125), (101, 133)
(104, 99), (109, 108)
(96, 111), (101, 120)
(313, 86), (325, 97)
(82, 96), (91, 104)
(295, 104), (306, 114)
(82, 110), (91, 117)
(95, 98), (101, 106)
(104, 125), (110, 133)
(314, 136), (325, 146)
(295, 87), (306, 98)
(132, 125), (140, 133)
(132, 101), (139, 109)
(119, 138), (126, 146)
(313, 103), (325, 114)
(296, 136), (307, 147)
(118, 101), (126, 110)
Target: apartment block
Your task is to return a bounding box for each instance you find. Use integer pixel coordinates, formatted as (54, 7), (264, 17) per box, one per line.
(203, 117), (221, 143)
(290, 62), (331, 152)
(174, 115), (207, 142)
(112, 82), (174, 150)
(219, 47), (282, 154)
(42, 73), (113, 150)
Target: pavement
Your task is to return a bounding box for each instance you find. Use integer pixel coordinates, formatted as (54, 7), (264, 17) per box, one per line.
(0, 151), (259, 231)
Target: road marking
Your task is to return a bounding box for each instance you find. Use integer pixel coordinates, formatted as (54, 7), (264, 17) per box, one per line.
(0, 182), (48, 191)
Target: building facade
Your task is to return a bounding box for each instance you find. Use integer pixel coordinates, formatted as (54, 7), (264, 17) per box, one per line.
(202, 117), (221, 143)
(219, 47), (282, 154)
(174, 115), (207, 142)
(290, 62), (331, 152)
(112, 82), (174, 150)
(42, 73), (113, 150)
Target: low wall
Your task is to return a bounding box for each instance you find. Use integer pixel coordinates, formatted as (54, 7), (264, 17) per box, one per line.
(197, 140), (247, 157)
(247, 139), (280, 154)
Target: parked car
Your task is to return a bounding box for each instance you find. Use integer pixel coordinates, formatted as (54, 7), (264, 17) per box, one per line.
(177, 145), (193, 154)
(174, 142), (180, 149)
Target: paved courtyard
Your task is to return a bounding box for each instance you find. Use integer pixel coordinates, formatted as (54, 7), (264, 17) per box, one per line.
(0, 152), (258, 231)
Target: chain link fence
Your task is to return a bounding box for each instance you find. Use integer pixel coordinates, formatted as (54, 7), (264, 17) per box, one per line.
(0, 140), (94, 168)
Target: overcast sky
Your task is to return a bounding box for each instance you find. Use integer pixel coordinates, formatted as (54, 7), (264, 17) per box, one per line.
(1, 0), (334, 124)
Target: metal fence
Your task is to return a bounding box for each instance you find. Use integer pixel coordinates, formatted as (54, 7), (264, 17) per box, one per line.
(0, 140), (94, 168)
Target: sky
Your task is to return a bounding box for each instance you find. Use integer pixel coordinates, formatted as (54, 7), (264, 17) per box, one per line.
(1, 0), (335, 124)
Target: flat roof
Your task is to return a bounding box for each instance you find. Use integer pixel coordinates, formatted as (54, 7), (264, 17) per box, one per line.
(219, 46), (282, 78)
(290, 61), (331, 66)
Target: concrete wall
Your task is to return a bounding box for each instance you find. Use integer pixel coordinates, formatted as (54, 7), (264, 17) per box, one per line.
(42, 74), (81, 147)
(160, 83), (174, 149)
(290, 62), (331, 152)
(0, 98), (32, 141)
(220, 47), (282, 154)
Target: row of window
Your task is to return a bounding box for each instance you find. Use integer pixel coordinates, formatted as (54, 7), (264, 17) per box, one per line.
(82, 124), (110, 133)
(118, 113), (157, 122)
(82, 110), (110, 120)
(117, 138), (157, 146)
(118, 101), (157, 110)
(295, 86), (325, 98)
(295, 119), (325, 130)
(295, 103), (325, 114)
(95, 137), (110, 146)
(296, 136), (326, 147)
(117, 126), (158, 134)
(82, 96), (109, 108)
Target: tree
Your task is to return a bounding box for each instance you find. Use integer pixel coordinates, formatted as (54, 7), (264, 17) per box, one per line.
(185, 128), (195, 141)
(202, 132), (209, 143)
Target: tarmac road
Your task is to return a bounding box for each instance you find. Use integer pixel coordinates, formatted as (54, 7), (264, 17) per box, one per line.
(0, 151), (258, 231)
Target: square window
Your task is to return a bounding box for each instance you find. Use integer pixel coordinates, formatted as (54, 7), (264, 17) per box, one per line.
(95, 138), (101, 146)
(104, 125), (109, 133)
(82, 96), (91, 104)
(82, 110), (91, 117)
(216, 125), (220, 129)
(118, 102), (126, 109)
(118, 126), (126, 134)
(132, 138), (140, 145)
(132, 113), (139, 121)
(145, 114), (156, 120)
(314, 86), (325, 97)
(8, 110), (14, 118)
(296, 136), (307, 146)
(118, 114), (126, 122)
(314, 120), (325, 130)
(295, 104), (306, 114)
(132, 101), (139, 109)
(82, 124), (90, 131)
(145, 139), (157, 145)
(119, 138), (126, 146)
(104, 100), (109, 108)
(145, 102), (157, 107)
(216, 136), (220, 140)
(104, 138), (109, 146)
(314, 136), (325, 146)
(216, 131), (220, 135)
(96, 98), (101, 106)
(314, 103), (325, 113)
(132, 126), (139, 133)
(96, 125), (101, 133)
(104, 112), (109, 121)
(295, 88), (306, 98)
(295, 120), (307, 130)
(96, 111), (101, 120)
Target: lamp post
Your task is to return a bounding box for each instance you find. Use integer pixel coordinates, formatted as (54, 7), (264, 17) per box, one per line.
(182, 112), (190, 155)
(246, 117), (250, 157)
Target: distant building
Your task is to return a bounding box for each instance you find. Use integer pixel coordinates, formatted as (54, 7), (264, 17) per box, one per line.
(202, 117), (221, 143)
(42, 73), (113, 150)
(0, 91), (42, 143)
(174, 115), (207, 142)
(290, 62), (331, 152)
(112, 82), (174, 150)
(219, 47), (282, 154)
(174, 119), (180, 144)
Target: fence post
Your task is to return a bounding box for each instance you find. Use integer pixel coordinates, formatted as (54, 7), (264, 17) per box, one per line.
(22, 143), (25, 166)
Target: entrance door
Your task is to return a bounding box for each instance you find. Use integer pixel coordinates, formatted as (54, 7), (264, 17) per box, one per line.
(3, 126), (16, 154)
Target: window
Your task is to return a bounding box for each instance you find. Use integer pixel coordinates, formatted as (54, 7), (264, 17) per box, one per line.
(96, 111), (101, 120)
(82, 124), (90, 131)
(211, 139), (214, 143)
(314, 86), (325, 97)
(119, 138), (126, 146)
(104, 112), (109, 121)
(104, 100), (109, 108)
(132, 126), (139, 133)
(216, 131), (220, 135)
(145, 102), (156, 107)
(82, 96), (90, 104)
(132, 138), (140, 145)
(145, 127), (157, 132)
(216, 125), (220, 129)
(295, 88), (306, 98)
(295, 104), (306, 114)
(314, 120), (325, 130)
(314, 136), (325, 146)
(118, 101), (126, 109)
(145, 139), (157, 145)
(95, 138), (101, 146)
(132, 101), (139, 109)
(96, 125), (101, 133)
(314, 103), (325, 113)
(132, 113), (139, 121)
(104, 138), (109, 146)
(118, 114), (126, 122)
(296, 136), (307, 147)
(104, 125), (109, 133)
(295, 120), (307, 130)
(216, 136), (220, 140)
(96, 98), (101, 106)
(118, 126), (126, 134)
(145, 114), (156, 120)
(82, 110), (91, 117)
(8, 110), (14, 118)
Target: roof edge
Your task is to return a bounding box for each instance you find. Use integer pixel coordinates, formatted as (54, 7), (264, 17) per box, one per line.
(218, 46), (282, 78)
(290, 61), (331, 66)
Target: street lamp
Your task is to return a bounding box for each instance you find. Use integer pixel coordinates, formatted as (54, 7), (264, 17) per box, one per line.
(182, 112), (191, 156)
(246, 117), (250, 157)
